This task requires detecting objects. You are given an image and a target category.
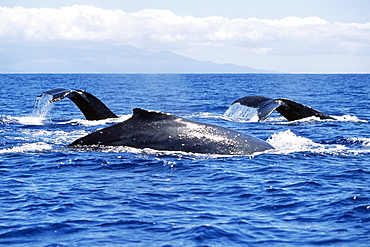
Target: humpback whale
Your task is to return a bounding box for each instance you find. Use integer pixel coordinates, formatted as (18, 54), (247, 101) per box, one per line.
(39, 88), (273, 155)
(40, 88), (118, 120)
(232, 95), (335, 122)
(69, 108), (273, 155)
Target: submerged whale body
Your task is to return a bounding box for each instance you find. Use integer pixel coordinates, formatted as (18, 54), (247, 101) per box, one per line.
(69, 108), (273, 155)
(232, 95), (335, 122)
(39, 88), (273, 155)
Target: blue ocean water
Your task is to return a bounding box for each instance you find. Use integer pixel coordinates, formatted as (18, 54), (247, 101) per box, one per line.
(1, 74), (370, 246)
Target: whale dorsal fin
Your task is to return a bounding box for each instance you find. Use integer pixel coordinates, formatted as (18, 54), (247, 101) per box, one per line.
(132, 108), (177, 121)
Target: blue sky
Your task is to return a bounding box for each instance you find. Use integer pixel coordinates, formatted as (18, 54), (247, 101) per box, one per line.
(1, 0), (370, 73)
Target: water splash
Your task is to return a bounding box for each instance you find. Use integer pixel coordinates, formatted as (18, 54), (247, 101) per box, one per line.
(15, 94), (54, 125)
(32, 93), (54, 117)
(223, 103), (259, 122)
(264, 129), (370, 155)
(267, 129), (320, 153)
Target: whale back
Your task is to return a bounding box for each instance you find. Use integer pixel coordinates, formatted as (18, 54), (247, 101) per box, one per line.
(69, 108), (273, 155)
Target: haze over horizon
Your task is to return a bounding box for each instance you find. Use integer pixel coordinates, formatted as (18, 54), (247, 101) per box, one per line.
(1, 0), (369, 73)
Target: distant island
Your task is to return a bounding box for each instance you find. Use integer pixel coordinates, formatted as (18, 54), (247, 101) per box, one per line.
(0, 41), (268, 73)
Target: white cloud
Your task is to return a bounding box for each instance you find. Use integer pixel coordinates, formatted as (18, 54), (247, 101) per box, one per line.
(0, 5), (369, 57)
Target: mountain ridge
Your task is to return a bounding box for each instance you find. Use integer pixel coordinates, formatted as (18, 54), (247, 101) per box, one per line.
(0, 41), (269, 73)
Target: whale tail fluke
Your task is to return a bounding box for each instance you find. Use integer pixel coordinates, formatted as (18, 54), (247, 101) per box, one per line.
(232, 95), (280, 121)
(232, 95), (335, 122)
(39, 88), (118, 120)
(274, 98), (335, 121)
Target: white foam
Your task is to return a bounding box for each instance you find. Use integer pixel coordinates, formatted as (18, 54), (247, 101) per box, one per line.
(0, 143), (53, 154)
(57, 114), (131, 126)
(267, 129), (317, 153)
(15, 116), (51, 125)
(266, 129), (347, 155)
(71, 145), (226, 159)
(332, 115), (367, 123)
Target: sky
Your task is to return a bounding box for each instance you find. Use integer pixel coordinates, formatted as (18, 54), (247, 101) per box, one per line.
(1, 0), (370, 73)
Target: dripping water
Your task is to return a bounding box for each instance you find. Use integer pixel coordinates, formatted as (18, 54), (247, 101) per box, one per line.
(32, 93), (54, 118)
(15, 93), (55, 125)
(224, 103), (259, 122)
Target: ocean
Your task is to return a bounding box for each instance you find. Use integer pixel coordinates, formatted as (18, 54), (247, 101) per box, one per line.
(1, 74), (369, 246)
